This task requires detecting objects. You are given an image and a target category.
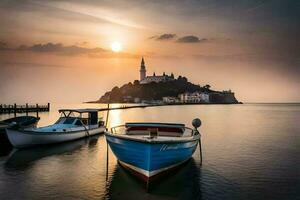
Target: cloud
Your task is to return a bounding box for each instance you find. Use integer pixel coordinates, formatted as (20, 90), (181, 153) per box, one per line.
(75, 41), (89, 46)
(149, 34), (209, 44)
(0, 42), (106, 55)
(23, 43), (105, 55)
(176, 35), (207, 43)
(0, 61), (71, 68)
(0, 41), (142, 59)
(149, 33), (177, 41)
(0, 41), (8, 50)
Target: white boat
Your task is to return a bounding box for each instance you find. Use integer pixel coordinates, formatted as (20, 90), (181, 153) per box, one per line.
(6, 109), (106, 148)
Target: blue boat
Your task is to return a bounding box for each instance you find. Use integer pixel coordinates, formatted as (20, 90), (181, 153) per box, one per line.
(105, 119), (202, 182)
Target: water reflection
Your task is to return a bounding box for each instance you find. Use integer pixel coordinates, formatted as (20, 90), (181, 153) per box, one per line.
(5, 136), (100, 170)
(0, 130), (12, 157)
(0, 135), (109, 200)
(106, 159), (202, 200)
(0, 103), (299, 200)
(108, 109), (122, 128)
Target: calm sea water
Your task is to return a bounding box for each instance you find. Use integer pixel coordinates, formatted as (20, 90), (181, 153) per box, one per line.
(0, 103), (299, 200)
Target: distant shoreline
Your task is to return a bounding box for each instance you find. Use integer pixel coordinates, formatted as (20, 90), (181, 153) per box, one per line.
(85, 101), (243, 105)
(80, 102), (244, 112)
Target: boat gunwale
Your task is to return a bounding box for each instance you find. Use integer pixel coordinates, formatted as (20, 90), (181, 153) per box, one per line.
(105, 131), (200, 144)
(6, 126), (105, 135)
(111, 123), (196, 135)
(125, 122), (185, 127)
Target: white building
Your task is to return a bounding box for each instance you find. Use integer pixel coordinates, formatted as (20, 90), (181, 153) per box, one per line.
(179, 92), (210, 103)
(199, 93), (210, 102)
(163, 96), (179, 104)
(134, 97), (141, 103)
(139, 57), (174, 84)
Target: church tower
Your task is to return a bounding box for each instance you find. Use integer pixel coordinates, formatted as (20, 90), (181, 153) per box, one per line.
(140, 57), (146, 81)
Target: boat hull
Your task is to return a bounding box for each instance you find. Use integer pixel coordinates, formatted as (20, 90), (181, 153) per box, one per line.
(105, 133), (199, 181)
(0, 116), (39, 147)
(6, 127), (105, 148)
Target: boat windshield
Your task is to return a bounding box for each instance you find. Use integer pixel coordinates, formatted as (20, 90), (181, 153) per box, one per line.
(74, 119), (83, 126)
(63, 118), (76, 124)
(55, 117), (77, 124)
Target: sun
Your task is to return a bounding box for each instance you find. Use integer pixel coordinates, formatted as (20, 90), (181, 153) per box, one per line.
(111, 42), (122, 52)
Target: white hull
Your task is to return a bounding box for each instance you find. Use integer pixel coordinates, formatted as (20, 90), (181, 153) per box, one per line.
(6, 127), (105, 148)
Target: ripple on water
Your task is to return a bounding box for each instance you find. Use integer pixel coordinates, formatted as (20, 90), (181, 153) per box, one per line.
(0, 103), (299, 200)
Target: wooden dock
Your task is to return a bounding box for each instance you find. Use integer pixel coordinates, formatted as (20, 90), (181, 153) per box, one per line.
(0, 103), (50, 117)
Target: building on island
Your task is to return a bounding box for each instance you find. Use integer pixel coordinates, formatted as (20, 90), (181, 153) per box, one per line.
(122, 95), (133, 103)
(139, 57), (175, 84)
(199, 93), (210, 103)
(179, 92), (210, 103)
(162, 96), (180, 104)
(133, 97), (141, 103)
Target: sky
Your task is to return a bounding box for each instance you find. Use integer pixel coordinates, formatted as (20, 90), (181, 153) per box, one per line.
(0, 0), (299, 103)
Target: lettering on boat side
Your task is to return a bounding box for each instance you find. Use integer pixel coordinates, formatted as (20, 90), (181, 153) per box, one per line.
(160, 144), (179, 151)
(160, 141), (198, 151)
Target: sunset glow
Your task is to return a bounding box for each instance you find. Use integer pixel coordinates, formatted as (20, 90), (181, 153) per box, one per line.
(0, 1), (299, 103)
(111, 42), (122, 52)
(0, 2), (299, 200)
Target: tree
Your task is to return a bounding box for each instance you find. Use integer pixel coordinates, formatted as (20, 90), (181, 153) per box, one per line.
(133, 80), (140, 85)
(203, 84), (211, 90)
(182, 76), (188, 82)
(112, 86), (119, 92)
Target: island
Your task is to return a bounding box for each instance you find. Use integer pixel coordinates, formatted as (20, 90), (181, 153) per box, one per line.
(93, 58), (240, 104)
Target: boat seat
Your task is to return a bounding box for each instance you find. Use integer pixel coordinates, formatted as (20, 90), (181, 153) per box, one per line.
(157, 131), (183, 137)
(126, 126), (184, 137)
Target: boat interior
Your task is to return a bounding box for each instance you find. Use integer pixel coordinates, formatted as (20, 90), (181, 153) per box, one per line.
(111, 123), (195, 138)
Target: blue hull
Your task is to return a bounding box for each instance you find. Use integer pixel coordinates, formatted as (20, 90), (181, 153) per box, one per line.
(105, 134), (199, 180)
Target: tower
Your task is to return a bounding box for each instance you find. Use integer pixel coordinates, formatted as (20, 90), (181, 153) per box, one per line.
(171, 73), (174, 79)
(140, 57), (146, 81)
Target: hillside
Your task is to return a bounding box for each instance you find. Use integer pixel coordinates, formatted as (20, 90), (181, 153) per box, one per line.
(96, 76), (239, 104)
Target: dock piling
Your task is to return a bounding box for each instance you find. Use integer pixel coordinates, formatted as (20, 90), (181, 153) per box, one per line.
(199, 136), (202, 165)
(36, 104), (39, 118)
(106, 141), (109, 181)
(14, 103), (17, 117)
(26, 103), (28, 116)
(0, 103), (50, 115)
